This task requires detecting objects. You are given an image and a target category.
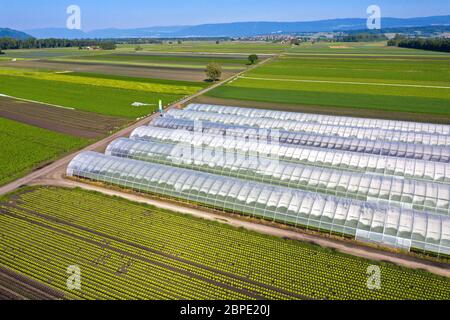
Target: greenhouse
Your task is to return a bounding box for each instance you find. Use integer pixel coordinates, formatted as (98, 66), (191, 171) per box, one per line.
(106, 137), (450, 215)
(186, 104), (450, 136)
(131, 126), (450, 183)
(150, 117), (450, 162)
(166, 109), (450, 147)
(67, 151), (450, 256)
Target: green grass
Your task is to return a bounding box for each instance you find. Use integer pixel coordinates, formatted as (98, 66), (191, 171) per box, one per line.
(287, 41), (450, 56)
(117, 41), (288, 54)
(1, 186), (449, 300)
(207, 51), (450, 115)
(249, 55), (450, 85)
(0, 71), (196, 118)
(2, 48), (106, 59)
(0, 118), (87, 186)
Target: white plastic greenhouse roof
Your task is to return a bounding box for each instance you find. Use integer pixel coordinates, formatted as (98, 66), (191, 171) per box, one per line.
(151, 117), (450, 163)
(166, 109), (450, 147)
(186, 104), (450, 136)
(67, 151), (450, 256)
(131, 126), (450, 183)
(106, 137), (450, 216)
(150, 116), (450, 147)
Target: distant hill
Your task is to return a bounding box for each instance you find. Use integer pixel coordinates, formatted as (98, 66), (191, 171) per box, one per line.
(24, 26), (187, 39)
(23, 15), (450, 39)
(22, 28), (87, 39)
(0, 28), (33, 40)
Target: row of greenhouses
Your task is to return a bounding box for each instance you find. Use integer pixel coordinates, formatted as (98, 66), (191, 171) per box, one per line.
(150, 117), (450, 162)
(131, 126), (450, 183)
(186, 104), (450, 135)
(167, 109), (450, 147)
(67, 152), (450, 256)
(106, 138), (450, 215)
(67, 104), (450, 256)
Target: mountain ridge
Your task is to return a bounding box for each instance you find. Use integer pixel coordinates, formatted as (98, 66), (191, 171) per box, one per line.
(21, 15), (450, 39)
(0, 28), (33, 40)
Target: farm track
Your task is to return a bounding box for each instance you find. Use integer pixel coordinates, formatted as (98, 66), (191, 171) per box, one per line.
(0, 97), (128, 138)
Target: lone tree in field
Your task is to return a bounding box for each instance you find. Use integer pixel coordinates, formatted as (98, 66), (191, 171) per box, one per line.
(135, 45), (143, 51)
(99, 42), (117, 50)
(205, 63), (222, 81)
(248, 54), (258, 65)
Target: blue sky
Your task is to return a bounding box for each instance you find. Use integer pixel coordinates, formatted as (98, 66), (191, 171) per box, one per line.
(1, 0), (449, 31)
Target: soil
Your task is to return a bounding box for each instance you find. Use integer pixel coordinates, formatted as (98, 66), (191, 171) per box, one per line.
(0, 96), (129, 138)
(0, 266), (66, 300)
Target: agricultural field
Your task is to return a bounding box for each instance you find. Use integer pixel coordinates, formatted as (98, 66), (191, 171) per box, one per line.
(287, 41), (450, 56)
(0, 69), (205, 118)
(0, 96), (128, 138)
(205, 42), (450, 122)
(0, 47), (258, 81)
(118, 41), (289, 54)
(0, 117), (87, 186)
(0, 186), (448, 300)
(57, 53), (250, 70)
(1, 47), (106, 60)
(0, 59), (220, 82)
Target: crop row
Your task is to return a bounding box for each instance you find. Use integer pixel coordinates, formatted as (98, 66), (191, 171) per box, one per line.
(8, 187), (449, 300)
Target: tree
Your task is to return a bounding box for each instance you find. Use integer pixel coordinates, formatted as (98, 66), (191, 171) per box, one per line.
(248, 54), (258, 65)
(387, 36), (450, 53)
(135, 45), (143, 51)
(205, 63), (222, 81)
(99, 42), (117, 50)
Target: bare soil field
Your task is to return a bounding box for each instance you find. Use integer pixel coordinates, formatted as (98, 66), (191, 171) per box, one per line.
(0, 97), (128, 138)
(191, 95), (450, 124)
(0, 60), (236, 82)
(0, 266), (65, 300)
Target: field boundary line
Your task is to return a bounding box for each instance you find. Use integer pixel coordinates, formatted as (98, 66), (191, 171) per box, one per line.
(0, 94), (75, 110)
(239, 76), (450, 89)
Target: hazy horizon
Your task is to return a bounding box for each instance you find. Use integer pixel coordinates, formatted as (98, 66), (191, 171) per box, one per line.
(1, 0), (449, 32)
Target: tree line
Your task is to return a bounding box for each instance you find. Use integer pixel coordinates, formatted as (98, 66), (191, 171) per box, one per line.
(0, 37), (115, 50)
(338, 33), (387, 42)
(388, 36), (450, 53)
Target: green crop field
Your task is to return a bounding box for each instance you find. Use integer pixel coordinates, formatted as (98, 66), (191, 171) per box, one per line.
(60, 53), (249, 70)
(207, 46), (450, 117)
(0, 69), (206, 118)
(287, 41), (450, 56)
(118, 41), (289, 54)
(0, 186), (448, 300)
(0, 118), (87, 186)
(1, 48), (106, 60)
